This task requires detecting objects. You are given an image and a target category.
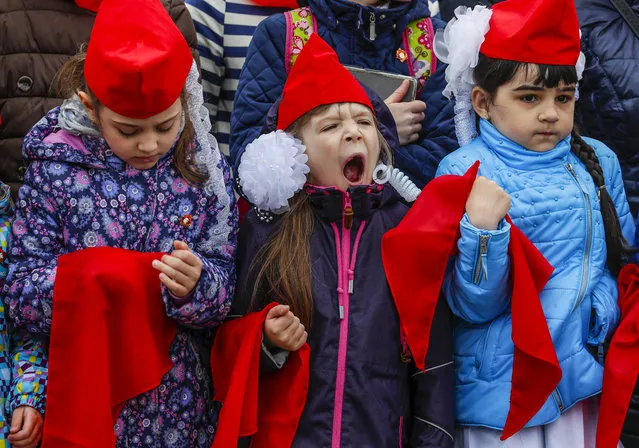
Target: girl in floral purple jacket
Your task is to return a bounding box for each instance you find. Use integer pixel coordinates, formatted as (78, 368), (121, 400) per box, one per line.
(3, 0), (237, 446)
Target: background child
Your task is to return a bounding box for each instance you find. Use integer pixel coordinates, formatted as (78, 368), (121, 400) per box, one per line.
(232, 34), (455, 447)
(230, 0), (457, 191)
(434, 0), (633, 446)
(3, 0), (237, 445)
(0, 182), (47, 448)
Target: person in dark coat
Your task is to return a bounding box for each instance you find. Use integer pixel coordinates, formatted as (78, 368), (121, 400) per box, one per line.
(230, 0), (458, 191)
(575, 0), (639, 216)
(231, 35), (455, 447)
(0, 0), (199, 200)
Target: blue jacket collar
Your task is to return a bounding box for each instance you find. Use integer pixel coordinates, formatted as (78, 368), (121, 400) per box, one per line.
(478, 119), (572, 171)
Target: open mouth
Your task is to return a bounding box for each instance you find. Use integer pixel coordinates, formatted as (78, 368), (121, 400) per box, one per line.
(343, 155), (365, 184)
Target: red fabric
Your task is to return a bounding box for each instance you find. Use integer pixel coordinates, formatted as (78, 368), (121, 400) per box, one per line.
(277, 34), (373, 131)
(43, 248), (177, 447)
(84, 0), (192, 119)
(481, 0), (580, 66)
(250, 0), (299, 8)
(238, 197), (251, 225)
(382, 162), (561, 439)
(596, 263), (639, 448)
(210, 303), (310, 447)
(74, 0), (101, 11)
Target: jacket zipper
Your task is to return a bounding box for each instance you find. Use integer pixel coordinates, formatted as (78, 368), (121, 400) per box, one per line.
(473, 234), (490, 284)
(331, 192), (366, 448)
(566, 163), (592, 312)
(552, 389), (564, 412)
(369, 12), (376, 41)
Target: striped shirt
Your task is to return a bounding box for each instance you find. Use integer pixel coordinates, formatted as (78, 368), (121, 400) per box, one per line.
(186, 0), (289, 156)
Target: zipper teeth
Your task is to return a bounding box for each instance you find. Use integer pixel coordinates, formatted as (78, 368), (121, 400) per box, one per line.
(473, 235), (490, 284)
(552, 389), (564, 411)
(566, 164), (592, 312)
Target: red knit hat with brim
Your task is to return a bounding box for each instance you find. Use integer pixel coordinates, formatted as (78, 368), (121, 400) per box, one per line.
(276, 34), (374, 131)
(480, 0), (581, 66)
(84, 0), (192, 119)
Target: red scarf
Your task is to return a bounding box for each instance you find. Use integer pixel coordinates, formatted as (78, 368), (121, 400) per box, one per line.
(43, 248), (177, 447)
(74, 0), (101, 11)
(597, 263), (639, 448)
(382, 162), (561, 439)
(210, 303), (310, 447)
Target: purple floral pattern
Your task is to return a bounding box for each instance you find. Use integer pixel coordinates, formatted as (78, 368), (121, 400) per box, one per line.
(4, 108), (238, 446)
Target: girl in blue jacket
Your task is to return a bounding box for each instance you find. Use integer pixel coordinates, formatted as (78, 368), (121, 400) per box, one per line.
(433, 0), (633, 446)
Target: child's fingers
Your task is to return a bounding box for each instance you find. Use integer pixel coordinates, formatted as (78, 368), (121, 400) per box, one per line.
(9, 406), (24, 434)
(152, 259), (191, 285)
(173, 240), (190, 251)
(266, 305), (290, 320)
(293, 331), (309, 351)
(159, 273), (190, 297)
(170, 249), (202, 268)
(8, 409), (39, 445)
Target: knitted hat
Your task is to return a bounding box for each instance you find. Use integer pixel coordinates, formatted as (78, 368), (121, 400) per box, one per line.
(481, 0), (580, 66)
(84, 0), (192, 119)
(276, 34), (374, 131)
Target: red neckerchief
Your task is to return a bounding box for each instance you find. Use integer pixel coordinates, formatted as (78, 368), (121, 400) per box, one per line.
(74, 0), (101, 12)
(43, 247), (176, 447)
(382, 162), (561, 439)
(210, 303), (310, 447)
(597, 263), (639, 448)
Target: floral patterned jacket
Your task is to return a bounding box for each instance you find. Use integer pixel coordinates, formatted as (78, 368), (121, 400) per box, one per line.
(0, 182), (48, 443)
(4, 108), (238, 447)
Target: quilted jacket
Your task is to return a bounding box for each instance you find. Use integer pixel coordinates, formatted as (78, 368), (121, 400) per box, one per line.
(229, 0), (457, 189)
(436, 119), (634, 430)
(575, 0), (639, 216)
(0, 0), (199, 200)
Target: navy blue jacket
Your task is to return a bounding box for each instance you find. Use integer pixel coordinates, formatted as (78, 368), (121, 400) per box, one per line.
(576, 0), (639, 216)
(233, 185), (454, 447)
(230, 0), (457, 189)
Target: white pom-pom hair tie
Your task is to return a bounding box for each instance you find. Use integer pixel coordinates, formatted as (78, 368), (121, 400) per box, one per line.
(238, 130), (310, 214)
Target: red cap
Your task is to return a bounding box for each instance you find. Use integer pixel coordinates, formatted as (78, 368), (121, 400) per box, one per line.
(277, 34), (373, 131)
(480, 0), (581, 66)
(84, 0), (192, 119)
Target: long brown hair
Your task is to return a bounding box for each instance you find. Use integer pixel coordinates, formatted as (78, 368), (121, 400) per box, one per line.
(54, 48), (206, 185)
(473, 55), (632, 274)
(249, 103), (392, 329)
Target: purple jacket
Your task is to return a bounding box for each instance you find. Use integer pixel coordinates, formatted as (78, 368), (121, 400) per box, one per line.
(234, 183), (454, 447)
(4, 108), (238, 447)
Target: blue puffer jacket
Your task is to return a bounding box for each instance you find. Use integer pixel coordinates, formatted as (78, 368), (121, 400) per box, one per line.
(575, 0), (639, 216)
(230, 0), (457, 189)
(436, 119), (634, 430)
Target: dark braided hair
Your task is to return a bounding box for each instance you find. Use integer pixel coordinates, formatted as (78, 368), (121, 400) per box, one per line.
(473, 55), (632, 275)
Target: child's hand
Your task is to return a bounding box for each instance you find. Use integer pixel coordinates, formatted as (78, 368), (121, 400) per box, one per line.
(152, 240), (203, 298)
(8, 405), (43, 448)
(385, 80), (427, 146)
(264, 305), (308, 352)
(466, 176), (511, 230)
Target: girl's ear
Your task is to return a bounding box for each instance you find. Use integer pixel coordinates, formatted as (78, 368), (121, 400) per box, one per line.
(77, 91), (98, 124)
(471, 86), (491, 121)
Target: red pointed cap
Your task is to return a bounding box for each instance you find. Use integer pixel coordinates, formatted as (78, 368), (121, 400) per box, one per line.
(277, 34), (374, 131)
(481, 0), (581, 66)
(84, 0), (192, 119)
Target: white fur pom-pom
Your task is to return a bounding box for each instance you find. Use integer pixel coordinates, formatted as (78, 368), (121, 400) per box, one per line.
(434, 5), (493, 100)
(238, 130), (310, 214)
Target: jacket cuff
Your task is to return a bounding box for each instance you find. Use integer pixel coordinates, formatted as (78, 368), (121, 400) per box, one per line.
(8, 394), (45, 415)
(261, 332), (289, 373)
